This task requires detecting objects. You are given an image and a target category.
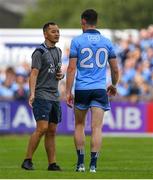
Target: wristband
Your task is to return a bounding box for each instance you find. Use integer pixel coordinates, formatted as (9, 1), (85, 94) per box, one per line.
(61, 74), (65, 80)
(112, 84), (116, 88)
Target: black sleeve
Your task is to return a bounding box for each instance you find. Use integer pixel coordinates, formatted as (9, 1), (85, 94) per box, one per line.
(31, 50), (42, 70)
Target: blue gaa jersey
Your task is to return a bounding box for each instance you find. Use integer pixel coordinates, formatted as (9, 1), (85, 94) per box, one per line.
(69, 29), (116, 90)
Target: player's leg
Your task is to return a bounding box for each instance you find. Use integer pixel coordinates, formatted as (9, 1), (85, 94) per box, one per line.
(90, 106), (104, 172)
(22, 120), (48, 170)
(45, 101), (62, 171)
(74, 107), (87, 172)
(89, 89), (110, 172)
(74, 90), (90, 172)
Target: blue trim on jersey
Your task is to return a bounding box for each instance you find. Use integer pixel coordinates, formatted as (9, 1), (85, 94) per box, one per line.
(90, 100), (110, 111)
(75, 103), (110, 111)
(69, 54), (77, 58)
(109, 54), (116, 59)
(40, 44), (49, 53)
(84, 29), (100, 34)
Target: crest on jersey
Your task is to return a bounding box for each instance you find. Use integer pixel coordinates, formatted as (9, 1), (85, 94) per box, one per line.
(88, 35), (100, 43)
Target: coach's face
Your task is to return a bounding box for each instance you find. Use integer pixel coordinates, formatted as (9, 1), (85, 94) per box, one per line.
(44, 24), (60, 43)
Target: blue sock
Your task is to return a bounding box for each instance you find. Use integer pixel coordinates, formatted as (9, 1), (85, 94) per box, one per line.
(77, 149), (84, 166)
(90, 152), (99, 168)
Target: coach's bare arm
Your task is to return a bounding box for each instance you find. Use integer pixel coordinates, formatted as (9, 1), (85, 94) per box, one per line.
(29, 68), (39, 107)
(107, 58), (119, 96)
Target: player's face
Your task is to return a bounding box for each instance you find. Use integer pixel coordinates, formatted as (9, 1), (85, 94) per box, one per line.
(44, 25), (60, 43)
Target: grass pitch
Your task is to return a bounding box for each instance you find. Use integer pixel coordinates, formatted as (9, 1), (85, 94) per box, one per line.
(0, 135), (153, 179)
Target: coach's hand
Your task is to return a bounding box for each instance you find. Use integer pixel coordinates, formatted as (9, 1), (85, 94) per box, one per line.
(29, 94), (35, 108)
(66, 92), (74, 108)
(56, 69), (65, 80)
(107, 85), (117, 96)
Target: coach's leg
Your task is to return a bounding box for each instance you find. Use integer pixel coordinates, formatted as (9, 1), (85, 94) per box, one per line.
(74, 108), (87, 171)
(22, 120), (48, 170)
(45, 122), (62, 171)
(45, 122), (57, 164)
(25, 120), (48, 159)
(90, 107), (104, 171)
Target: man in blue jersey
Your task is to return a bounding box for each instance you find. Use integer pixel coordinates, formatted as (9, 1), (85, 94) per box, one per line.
(66, 9), (119, 173)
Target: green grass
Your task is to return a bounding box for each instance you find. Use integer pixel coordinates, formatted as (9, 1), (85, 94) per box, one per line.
(0, 135), (153, 179)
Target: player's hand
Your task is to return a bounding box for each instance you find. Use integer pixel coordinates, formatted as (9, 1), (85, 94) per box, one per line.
(107, 85), (117, 96)
(29, 94), (35, 108)
(56, 69), (64, 80)
(66, 92), (74, 108)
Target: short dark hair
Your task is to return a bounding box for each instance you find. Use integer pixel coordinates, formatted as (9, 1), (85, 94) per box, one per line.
(43, 22), (56, 32)
(81, 9), (98, 25)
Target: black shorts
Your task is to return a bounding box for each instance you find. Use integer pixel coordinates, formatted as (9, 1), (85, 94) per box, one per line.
(75, 89), (110, 111)
(32, 98), (61, 124)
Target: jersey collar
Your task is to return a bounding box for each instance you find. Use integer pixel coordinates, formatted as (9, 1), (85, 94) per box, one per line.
(83, 29), (100, 34)
(43, 42), (56, 49)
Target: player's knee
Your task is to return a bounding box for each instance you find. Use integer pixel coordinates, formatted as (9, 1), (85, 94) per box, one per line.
(75, 123), (85, 131)
(36, 126), (48, 136)
(91, 125), (101, 133)
(48, 128), (56, 136)
(47, 125), (57, 136)
(75, 119), (85, 126)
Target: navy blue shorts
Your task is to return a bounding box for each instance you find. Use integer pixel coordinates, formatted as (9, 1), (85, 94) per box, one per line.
(32, 98), (62, 124)
(75, 89), (110, 111)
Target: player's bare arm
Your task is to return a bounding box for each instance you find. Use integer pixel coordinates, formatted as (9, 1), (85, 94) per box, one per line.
(66, 58), (77, 107)
(29, 68), (39, 107)
(107, 58), (119, 96)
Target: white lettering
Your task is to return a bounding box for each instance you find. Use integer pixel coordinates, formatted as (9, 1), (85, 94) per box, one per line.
(0, 103), (10, 129)
(103, 111), (115, 129)
(0, 109), (4, 127)
(66, 106), (142, 132)
(12, 105), (36, 128)
(67, 107), (74, 131)
(124, 107), (142, 129)
(115, 107), (123, 129)
(103, 107), (142, 130)
(0, 46), (35, 67)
